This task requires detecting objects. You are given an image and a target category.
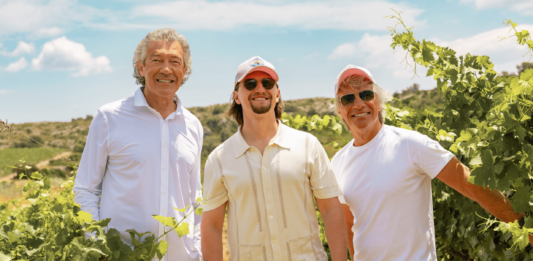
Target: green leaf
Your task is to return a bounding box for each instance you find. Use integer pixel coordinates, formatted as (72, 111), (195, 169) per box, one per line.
(175, 223), (189, 238)
(175, 204), (190, 213)
(30, 172), (43, 180)
(152, 215), (176, 227)
(156, 240), (168, 260)
(195, 207), (204, 216)
(76, 210), (93, 224)
(512, 186), (530, 213)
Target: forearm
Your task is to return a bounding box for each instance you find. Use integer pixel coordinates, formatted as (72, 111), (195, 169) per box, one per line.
(317, 198), (347, 261)
(200, 224), (224, 261)
(466, 184), (523, 223)
(200, 203), (226, 261)
(437, 158), (523, 223)
(342, 204), (354, 259)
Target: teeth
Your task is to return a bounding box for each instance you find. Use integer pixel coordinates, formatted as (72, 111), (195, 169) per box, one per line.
(353, 112), (369, 117)
(158, 79), (172, 83)
(254, 98), (267, 100)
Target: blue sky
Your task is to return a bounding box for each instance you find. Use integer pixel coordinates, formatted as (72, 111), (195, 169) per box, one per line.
(0, 0), (532, 123)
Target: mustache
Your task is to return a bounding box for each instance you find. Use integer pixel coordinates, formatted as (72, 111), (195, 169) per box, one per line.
(248, 92), (273, 100)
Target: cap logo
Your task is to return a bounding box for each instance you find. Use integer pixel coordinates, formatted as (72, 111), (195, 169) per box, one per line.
(250, 58), (264, 68)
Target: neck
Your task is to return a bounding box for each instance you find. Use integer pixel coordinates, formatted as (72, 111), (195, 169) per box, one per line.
(240, 112), (279, 152)
(142, 86), (177, 119)
(351, 121), (383, 147)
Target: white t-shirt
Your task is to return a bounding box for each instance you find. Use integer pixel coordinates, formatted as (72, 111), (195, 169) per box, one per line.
(331, 125), (454, 261)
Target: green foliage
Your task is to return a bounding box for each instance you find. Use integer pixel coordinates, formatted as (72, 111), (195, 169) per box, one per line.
(0, 166), (202, 260)
(0, 147), (69, 176)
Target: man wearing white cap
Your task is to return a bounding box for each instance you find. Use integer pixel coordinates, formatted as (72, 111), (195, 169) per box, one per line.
(201, 56), (347, 261)
(331, 65), (530, 260)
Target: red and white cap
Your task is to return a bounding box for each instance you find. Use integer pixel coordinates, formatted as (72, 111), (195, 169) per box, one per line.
(334, 65), (376, 95)
(235, 56), (279, 84)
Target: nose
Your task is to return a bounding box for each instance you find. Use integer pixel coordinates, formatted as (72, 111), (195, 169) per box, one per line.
(254, 80), (267, 92)
(351, 94), (365, 109)
(160, 61), (172, 74)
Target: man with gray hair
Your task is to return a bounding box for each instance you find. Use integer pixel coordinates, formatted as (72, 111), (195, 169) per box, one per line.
(331, 65), (530, 260)
(73, 28), (203, 261)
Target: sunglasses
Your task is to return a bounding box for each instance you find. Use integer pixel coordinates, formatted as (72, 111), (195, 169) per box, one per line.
(243, 78), (276, 91)
(340, 90), (375, 106)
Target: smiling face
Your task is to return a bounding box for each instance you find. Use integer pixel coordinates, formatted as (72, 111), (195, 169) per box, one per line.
(337, 82), (381, 133)
(234, 71), (280, 117)
(136, 40), (186, 98)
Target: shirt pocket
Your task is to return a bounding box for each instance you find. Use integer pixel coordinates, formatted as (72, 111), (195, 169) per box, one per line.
(287, 235), (319, 261)
(238, 244), (266, 261)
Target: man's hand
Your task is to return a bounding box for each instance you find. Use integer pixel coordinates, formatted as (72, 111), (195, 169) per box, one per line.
(200, 202), (227, 261)
(316, 197), (347, 261)
(341, 204), (355, 259)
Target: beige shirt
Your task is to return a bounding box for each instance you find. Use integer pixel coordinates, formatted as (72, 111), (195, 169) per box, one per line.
(203, 123), (342, 261)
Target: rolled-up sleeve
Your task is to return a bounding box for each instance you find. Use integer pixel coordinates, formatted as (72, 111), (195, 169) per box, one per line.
(309, 137), (342, 199)
(202, 151), (228, 212)
(73, 109), (109, 221)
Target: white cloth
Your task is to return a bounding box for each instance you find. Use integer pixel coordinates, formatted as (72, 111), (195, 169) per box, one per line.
(73, 88), (203, 261)
(331, 125), (454, 261)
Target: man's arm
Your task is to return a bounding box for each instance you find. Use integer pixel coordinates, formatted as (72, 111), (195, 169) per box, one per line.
(436, 157), (523, 223)
(316, 197), (347, 261)
(341, 204), (354, 259)
(73, 110), (109, 222)
(200, 202), (227, 261)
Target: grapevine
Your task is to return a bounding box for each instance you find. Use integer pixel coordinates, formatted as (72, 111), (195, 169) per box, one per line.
(0, 166), (202, 260)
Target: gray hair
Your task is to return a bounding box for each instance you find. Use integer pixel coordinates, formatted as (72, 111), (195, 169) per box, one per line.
(335, 75), (392, 130)
(132, 28), (192, 86)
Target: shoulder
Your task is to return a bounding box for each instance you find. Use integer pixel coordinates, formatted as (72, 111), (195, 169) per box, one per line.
(382, 125), (428, 146)
(182, 107), (203, 131)
(280, 123), (319, 144)
(331, 140), (353, 166)
(99, 96), (133, 114)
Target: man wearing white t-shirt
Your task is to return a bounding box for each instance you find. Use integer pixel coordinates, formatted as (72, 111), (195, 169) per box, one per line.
(330, 65), (531, 260)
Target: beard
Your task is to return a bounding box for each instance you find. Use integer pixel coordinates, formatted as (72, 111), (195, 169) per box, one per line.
(249, 93), (273, 114)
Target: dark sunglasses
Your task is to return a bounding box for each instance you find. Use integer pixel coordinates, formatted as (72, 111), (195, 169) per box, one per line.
(340, 90), (375, 106)
(243, 78), (276, 91)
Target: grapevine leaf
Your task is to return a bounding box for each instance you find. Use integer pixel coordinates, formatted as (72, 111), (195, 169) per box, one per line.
(155, 240), (169, 259)
(511, 186), (530, 213)
(175, 222), (189, 238)
(76, 211), (93, 224)
(152, 215), (176, 227)
(195, 207), (204, 216)
(175, 204), (190, 213)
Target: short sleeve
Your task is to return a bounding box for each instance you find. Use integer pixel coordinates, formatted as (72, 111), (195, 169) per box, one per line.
(308, 136), (343, 199)
(202, 151), (229, 212)
(409, 132), (455, 179)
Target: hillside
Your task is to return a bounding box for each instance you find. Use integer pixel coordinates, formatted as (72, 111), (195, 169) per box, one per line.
(0, 85), (450, 178)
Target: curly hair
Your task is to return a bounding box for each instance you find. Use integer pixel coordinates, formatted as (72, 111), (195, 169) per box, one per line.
(132, 28), (192, 86)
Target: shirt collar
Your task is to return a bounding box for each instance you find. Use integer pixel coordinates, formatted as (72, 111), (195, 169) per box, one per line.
(232, 121), (291, 158)
(133, 87), (183, 116)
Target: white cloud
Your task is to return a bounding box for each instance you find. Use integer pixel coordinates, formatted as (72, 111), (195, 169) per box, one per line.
(131, 0), (425, 31)
(460, 0), (533, 14)
(31, 36), (111, 76)
(35, 27), (64, 38)
(0, 90), (14, 94)
(0, 0), (106, 37)
(0, 41), (35, 56)
(5, 57), (29, 72)
(328, 24), (533, 87)
(437, 24), (533, 74)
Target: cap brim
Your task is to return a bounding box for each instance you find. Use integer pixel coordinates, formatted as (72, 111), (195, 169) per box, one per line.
(336, 68), (373, 93)
(236, 66), (279, 83)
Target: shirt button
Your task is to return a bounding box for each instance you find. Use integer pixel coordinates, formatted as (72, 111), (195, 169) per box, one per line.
(262, 166), (267, 170)
(162, 191), (166, 194)
(269, 215), (273, 220)
(265, 190), (270, 195)
(272, 240), (277, 244)
(163, 166), (166, 170)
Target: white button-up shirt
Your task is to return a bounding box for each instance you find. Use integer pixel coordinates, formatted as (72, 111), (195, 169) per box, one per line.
(73, 88), (203, 261)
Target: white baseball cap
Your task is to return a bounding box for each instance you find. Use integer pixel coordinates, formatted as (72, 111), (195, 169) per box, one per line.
(235, 56), (279, 84)
(334, 65), (376, 95)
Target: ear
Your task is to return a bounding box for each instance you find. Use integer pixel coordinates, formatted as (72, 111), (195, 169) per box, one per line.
(137, 60), (145, 77)
(275, 88), (280, 103)
(233, 91), (241, 104)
